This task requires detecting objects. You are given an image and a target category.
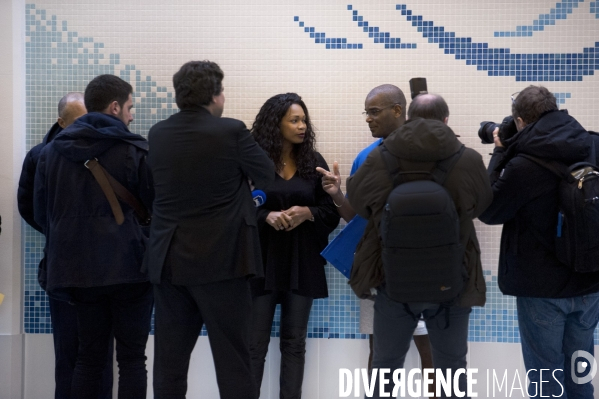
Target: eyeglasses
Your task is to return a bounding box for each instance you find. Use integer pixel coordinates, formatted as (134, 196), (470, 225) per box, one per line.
(362, 104), (397, 119)
(511, 91), (520, 104)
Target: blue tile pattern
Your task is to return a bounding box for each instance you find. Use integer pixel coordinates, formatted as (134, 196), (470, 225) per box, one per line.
(554, 92), (572, 106)
(295, 4), (599, 82)
(347, 5), (416, 49)
(293, 16), (362, 49)
(394, 4), (599, 81)
(592, 1), (599, 17)
(494, 0), (583, 37)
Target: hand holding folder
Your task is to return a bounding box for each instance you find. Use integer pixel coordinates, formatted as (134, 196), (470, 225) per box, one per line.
(321, 216), (368, 279)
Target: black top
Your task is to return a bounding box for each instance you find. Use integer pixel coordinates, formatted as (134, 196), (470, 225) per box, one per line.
(252, 152), (340, 299)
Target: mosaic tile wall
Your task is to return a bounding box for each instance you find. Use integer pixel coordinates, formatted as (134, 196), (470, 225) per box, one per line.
(23, 0), (599, 343)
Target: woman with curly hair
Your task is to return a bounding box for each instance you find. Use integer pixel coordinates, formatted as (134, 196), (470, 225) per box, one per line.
(250, 93), (339, 398)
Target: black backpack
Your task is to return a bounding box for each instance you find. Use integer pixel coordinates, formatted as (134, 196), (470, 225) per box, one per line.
(520, 154), (599, 273)
(379, 144), (466, 303)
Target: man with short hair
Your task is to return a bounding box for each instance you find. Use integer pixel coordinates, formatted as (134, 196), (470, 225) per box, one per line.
(317, 84), (434, 376)
(146, 60), (275, 399)
(479, 85), (599, 397)
(34, 75), (154, 398)
(18, 92), (114, 399)
(347, 93), (492, 398)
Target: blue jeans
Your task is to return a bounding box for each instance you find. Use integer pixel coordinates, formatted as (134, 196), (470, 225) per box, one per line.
(70, 282), (153, 399)
(371, 287), (471, 399)
(517, 294), (599, 399)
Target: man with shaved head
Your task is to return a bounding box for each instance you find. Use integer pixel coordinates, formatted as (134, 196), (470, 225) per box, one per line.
(317, 84), (434, 384)
(347, 93), (491, 398)
(18, 92), (114, 398)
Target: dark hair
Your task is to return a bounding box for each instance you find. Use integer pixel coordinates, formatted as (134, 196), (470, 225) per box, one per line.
(84, 75), (132, 113)
(251, 93), (317, 178)
(173, 61), (224, 109)
(512, 85), (558, 124)
(407, 93), (449, 122)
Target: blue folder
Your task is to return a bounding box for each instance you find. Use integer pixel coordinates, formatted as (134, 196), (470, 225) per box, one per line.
(321, 216), (368, 279)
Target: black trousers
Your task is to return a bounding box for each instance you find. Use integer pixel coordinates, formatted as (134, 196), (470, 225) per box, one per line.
(250, 291), (314, 399)
(153, 278), (257, 399)
(70, 282), (153, 399)
(49, 296), (113, 399)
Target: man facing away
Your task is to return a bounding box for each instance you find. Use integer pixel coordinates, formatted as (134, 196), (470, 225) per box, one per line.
(347, 93), (492, 398)
(317, 84), (435, 378)
(479, 85), (599, 398)
(34, 75), (154, 399)
(146, 60), (275, 399)
(18, 92), (114, 399)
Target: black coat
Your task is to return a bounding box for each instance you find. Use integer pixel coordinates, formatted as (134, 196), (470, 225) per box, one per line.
(347, 118), (492, 305)
(479, 110), (599, 298)
(145, 107), (275, 285)
(34, 113), (153, 296)
(18, 122), (63, 233)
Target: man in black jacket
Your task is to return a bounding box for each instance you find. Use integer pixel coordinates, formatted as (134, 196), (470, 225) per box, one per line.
(146, 61), (275, 399)
(18, 92), (114, 399)
(347, 94), (492, 398)
(479, 85), (599, 398)
(34, 76), (154, 398)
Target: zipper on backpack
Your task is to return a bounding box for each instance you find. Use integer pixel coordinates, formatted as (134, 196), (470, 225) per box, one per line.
(557, 212), (563, 237)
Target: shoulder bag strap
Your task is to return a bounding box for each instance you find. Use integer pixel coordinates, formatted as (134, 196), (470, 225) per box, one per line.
(85, 158), (125, 225)
(85, 159), (151, 225)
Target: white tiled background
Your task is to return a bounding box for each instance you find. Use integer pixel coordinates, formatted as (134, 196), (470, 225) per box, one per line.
(3, 0), (599, 397)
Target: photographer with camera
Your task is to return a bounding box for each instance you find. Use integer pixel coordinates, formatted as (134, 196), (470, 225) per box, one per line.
(479, 85), (599, 398)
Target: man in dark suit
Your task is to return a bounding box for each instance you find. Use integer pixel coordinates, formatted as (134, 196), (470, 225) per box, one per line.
(146, 60), (275, 399)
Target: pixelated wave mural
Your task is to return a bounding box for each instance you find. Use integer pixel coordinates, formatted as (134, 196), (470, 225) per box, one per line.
(23, 3), (597, 342)
(23, 3), (353, 339)
(296, 3), (599, 81)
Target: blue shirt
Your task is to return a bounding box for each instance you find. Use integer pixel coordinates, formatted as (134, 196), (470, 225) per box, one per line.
(350, 138), (383, 175)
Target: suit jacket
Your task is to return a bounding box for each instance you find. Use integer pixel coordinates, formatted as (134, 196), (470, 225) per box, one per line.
(146, 107), (275, 285)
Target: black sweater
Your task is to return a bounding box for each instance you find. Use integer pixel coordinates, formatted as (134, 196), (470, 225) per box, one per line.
(251, 152), (340, 299)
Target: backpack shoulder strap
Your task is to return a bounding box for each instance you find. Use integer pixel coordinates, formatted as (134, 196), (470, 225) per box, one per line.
(430, 145), (465, 186)
(519, 154), (568, 179)
(380, 143), (408, 188)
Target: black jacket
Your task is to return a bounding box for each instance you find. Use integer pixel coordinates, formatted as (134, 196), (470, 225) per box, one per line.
(145, 107), (275, 285)
(34, 113), (153, 295)
(479, 110), (599, 298)
(347, 118), (493, 306)
(18, 122), (62, 233)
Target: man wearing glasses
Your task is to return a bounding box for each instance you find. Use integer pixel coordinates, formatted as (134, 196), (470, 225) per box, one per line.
(480, 85), (599, 398)
(317, 84), (434, 384)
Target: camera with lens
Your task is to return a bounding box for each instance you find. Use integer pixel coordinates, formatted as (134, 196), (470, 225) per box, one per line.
(478, 116), (518, 145)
